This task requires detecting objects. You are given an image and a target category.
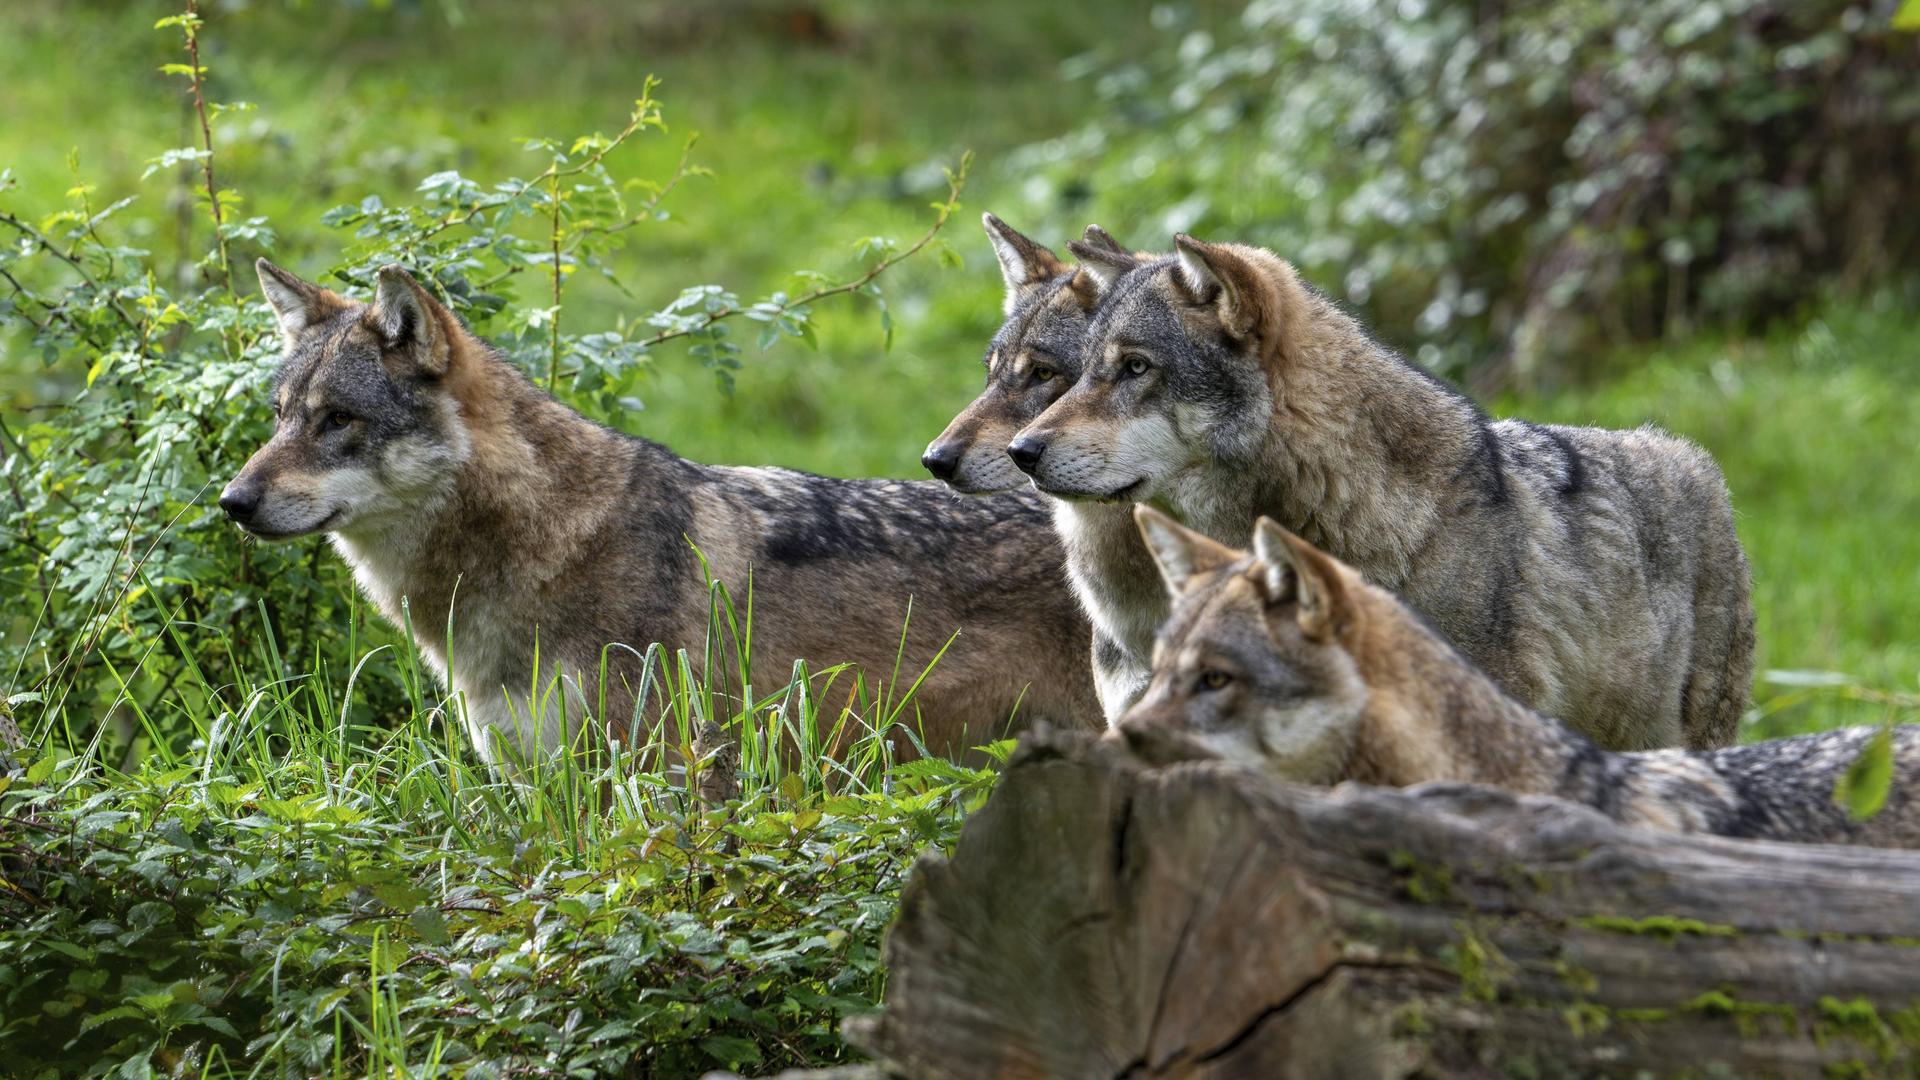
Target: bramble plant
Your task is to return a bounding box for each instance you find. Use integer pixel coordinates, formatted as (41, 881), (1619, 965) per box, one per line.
(0, 6), (982, 1075)
(0, 6), (969, 764)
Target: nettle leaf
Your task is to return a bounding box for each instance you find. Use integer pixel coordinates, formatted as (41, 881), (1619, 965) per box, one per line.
(408, 906), (451, 946)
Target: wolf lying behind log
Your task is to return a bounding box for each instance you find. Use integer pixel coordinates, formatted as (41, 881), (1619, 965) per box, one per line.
(1120, 507), (1918, 847)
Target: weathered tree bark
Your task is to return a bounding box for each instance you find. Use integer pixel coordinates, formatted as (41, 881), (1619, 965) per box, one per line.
(843, 730), (1920, 1078)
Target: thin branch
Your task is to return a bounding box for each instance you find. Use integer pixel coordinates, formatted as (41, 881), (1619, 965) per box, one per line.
(0, 268), (51, 333)
(572, 134), (702, 241)
(0, 210), (143, 336)
(636, 150), (972, 352)
(547, 171), (564, 392)
(182, 0), (229, 290)
(410, 81), (667, 249)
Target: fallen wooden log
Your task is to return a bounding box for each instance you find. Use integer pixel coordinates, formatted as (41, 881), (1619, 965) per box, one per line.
(842, 730), (1920, 1078)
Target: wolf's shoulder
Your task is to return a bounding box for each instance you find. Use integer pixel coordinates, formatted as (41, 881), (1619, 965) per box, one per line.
(704, 464), (1047, 520)
(694, 465), (1059, 574)
(1492, 418), (1727, 502)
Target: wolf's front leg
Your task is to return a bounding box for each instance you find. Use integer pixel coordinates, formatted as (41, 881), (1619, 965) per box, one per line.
(1092, 630), (1152, 726)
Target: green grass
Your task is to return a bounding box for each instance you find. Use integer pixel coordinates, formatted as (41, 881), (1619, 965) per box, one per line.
(1, 579), (1003, 1076)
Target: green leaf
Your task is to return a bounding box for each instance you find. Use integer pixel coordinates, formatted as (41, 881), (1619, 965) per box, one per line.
(699, 1035), (762, 1067)
(1896, 0), (1920, 31)
(1835, 726), (1895, 821)
(77, 1005), (143, 1035)
(408, 906), (450, 946)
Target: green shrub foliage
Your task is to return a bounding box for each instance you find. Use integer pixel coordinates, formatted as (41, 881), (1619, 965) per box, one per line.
(1017, 0), (1920, 380)
(0, 19), (974, 1070)
(0, 11), (962, 760)
(0, 742), (995, 1077)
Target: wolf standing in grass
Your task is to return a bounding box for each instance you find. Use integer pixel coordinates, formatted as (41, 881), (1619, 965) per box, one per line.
(1012, 237), (1755, 751)
(220, 260), (1102, 763)
(1119, 509), (1917, 848)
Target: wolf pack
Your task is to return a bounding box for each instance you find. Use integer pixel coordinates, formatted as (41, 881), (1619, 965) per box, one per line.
(224, 213), (1917, 850)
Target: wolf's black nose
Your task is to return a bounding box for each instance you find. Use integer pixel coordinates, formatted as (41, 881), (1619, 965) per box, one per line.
(1007, 435), (1047, 474)
(921, 442), (960, 481)
(219, 479), (262, 523)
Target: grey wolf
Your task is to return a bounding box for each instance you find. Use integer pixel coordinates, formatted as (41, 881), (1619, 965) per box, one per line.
(1011, 235), (1754, 751)
(921, 215), (1163, 719)
(221, 259), (1102, 762)
(1120, 509), (1917, 848)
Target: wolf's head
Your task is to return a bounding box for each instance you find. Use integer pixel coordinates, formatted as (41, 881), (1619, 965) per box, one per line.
(1008, 235), (1299, 503)
(919, 215), (1125, 494)
(219, 261), (472, 541)
(1117, 507), (1368, 782)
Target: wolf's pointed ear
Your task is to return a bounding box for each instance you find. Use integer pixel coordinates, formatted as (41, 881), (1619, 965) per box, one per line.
(370, 265), (450, 378)
(1173, 234), (1264, 340)
(1252, 517), (1352, 642)
(1136, 505), (1238, 595)
(256, 259), (336, 347)
(983, 213), (1066, 315)
(1080, 223), (1125, 255)
(1065, 240), (1141, 304)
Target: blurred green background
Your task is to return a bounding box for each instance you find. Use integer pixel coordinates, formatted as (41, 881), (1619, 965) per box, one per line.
(2, 0), (1917, 741)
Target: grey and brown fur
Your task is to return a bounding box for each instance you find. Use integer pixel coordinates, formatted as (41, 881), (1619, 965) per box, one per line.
(223, 260), (1102, 763)
(922, 216), (1163, 719)
(1012, 235), (1754, 751)
(1120, 509), (1919, 848)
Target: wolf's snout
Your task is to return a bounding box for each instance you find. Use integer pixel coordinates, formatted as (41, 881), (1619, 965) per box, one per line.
(219, 477), (263, 523)
(1007, 434), (1048, 474)
(921, 441), (960, 482)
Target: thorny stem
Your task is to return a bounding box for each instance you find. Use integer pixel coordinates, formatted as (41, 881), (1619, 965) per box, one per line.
(635, 150), (973, 353)
(548, 171), (563, 392)
(182, 0), (229, 291)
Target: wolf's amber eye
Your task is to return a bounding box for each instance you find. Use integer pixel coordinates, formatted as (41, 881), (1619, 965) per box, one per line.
(326, 411), (353, 430)
(1032, 366), (1057, 383)
(1197, 670), (1232, 692)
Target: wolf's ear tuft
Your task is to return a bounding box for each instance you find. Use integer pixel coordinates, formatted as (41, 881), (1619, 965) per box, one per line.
(1136, 505), (1238, 595)
(983, 213), (1066, 315)
(1252, 517), (1352, 642)
(1065, 240), (1140, 304)
(256, 259), (334, 347)
(371, 265), (449, 378)
(1173, 234), (1263, 340)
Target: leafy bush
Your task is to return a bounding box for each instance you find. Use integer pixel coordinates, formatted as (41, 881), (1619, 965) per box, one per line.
(1012, 0), (1920, 382)
(0, 10), (964, 761)
(0, 13), (986, 1072)
(0, 676), (999, 1077)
